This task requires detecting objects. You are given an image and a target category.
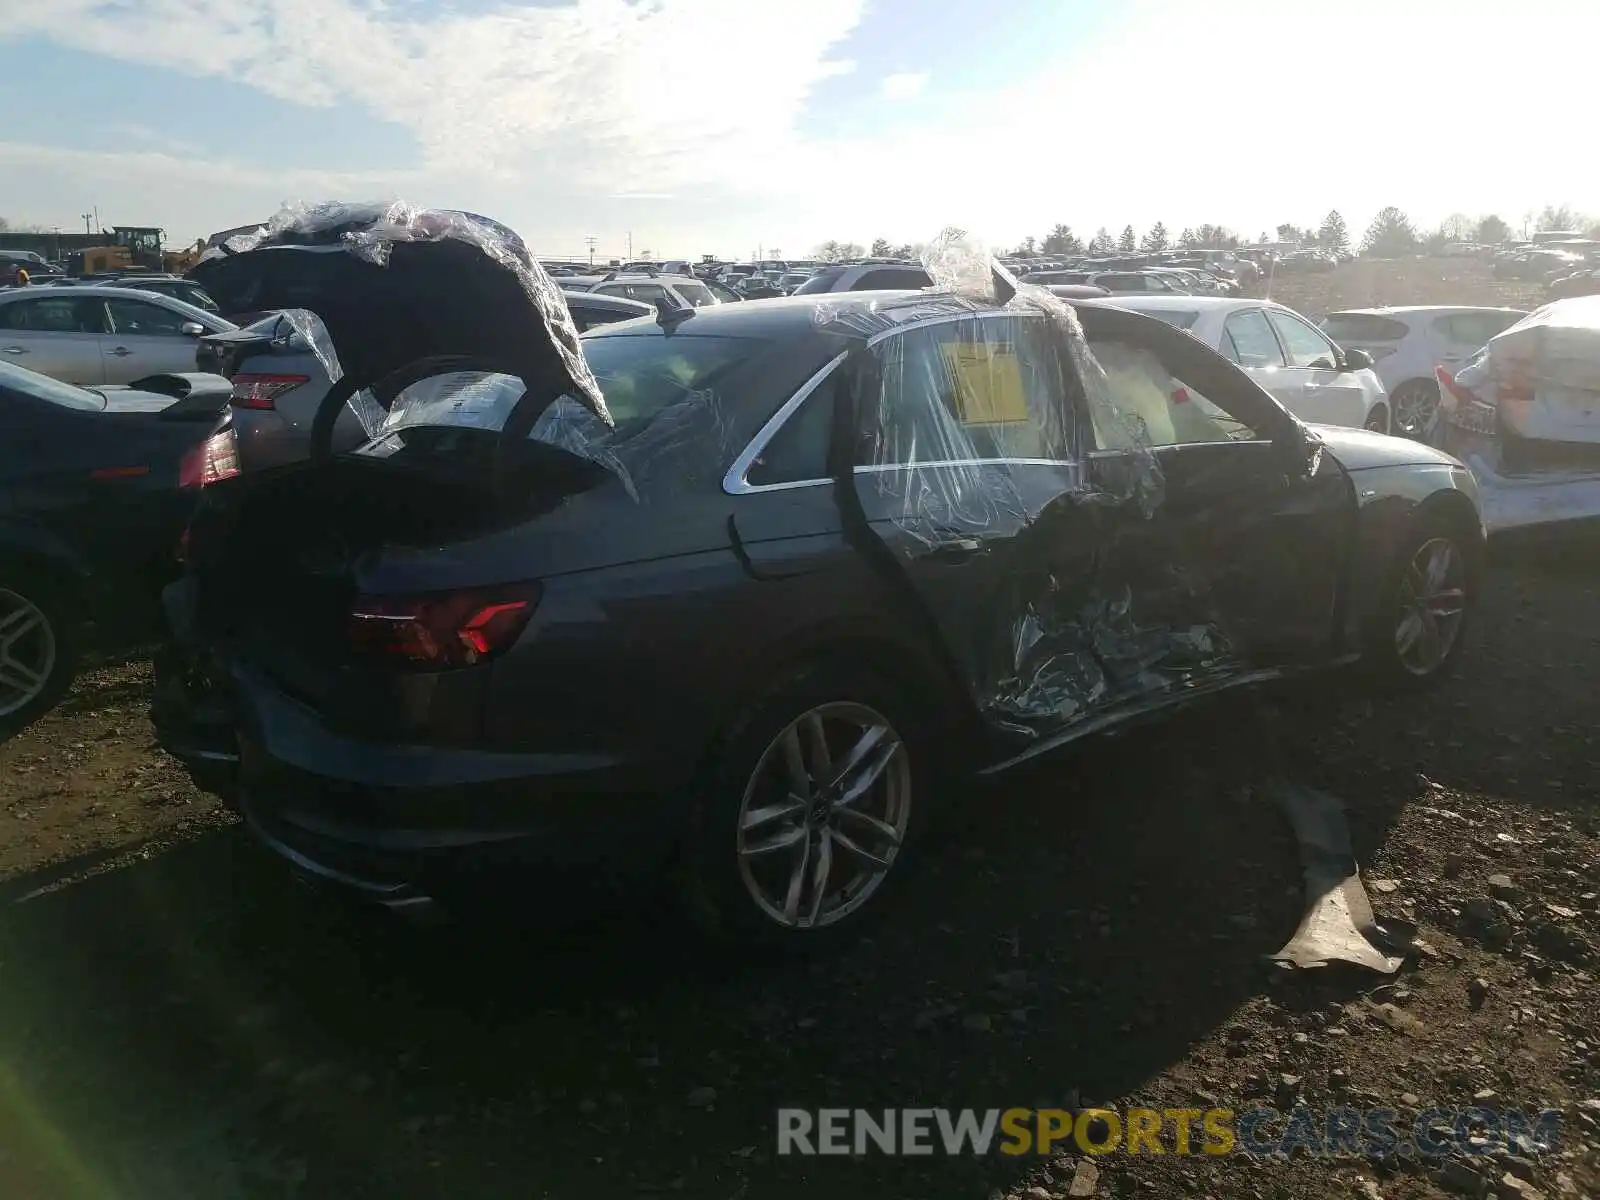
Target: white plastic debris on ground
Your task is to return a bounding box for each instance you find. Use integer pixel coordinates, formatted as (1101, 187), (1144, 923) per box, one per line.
(1434, 295), (1600, 532)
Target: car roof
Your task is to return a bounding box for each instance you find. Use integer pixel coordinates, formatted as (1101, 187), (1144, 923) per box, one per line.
(568, 291), (654, 316)
(597, 273), (703, 284)
(583, 290), (931, 340)
(0, 285), (232, 323)
(1327, 305), (1527, 317)
(1089, 294), (1257, 312)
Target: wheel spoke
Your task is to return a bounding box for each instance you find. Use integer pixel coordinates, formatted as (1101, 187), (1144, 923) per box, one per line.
(802, 712), (832, 782)
(824, 723), (890, 792)
(1425, 543), (1454, 591)
(740, 824), (807, 859)
(829, 826), (893, 871)
(0, 654), (44, 692)
(0, 607), (39, 645)
(1427, 587), (1465, 618)
(834, 804), (903, 847)
(781, 829), (813, 924)
(804, 829), (834, 926)
(780, 726), (811, 801)
(740, 796), (808, 832)
(1395, 611), (1422, 655)
(1416, 609), (1442, 666)
(834, 738), (901, 810)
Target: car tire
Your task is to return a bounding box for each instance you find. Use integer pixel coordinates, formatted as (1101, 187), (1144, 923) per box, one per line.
(1389, 380), (1440, 440)
(1364, 514), (1476, 690)
(679, 659), (933, 950)
(1363, 404), (1391, 434)
(0, 574), (82, 729)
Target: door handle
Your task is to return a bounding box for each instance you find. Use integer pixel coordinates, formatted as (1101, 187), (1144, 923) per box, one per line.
(1, 346), (26, 355)
(107, 347), (132, 357)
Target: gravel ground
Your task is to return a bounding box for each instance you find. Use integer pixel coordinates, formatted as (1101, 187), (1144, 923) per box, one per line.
(0, 261), (1594, 1200)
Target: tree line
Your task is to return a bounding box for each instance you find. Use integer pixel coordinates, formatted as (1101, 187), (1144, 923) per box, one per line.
(815, 205), (1599, 264)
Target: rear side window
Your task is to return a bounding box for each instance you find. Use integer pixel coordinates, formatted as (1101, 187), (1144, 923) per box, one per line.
(0, 296), (103, 332)
(1323, 314), (1411, 343)
(794, 268), (847, 295)
(850, 268), (932, 291)
(1266, 309), (1338, 369)
(1434, 311), (1524, 348)
(868, 315), (1069, 465)
(1222, 309), (1285, 368)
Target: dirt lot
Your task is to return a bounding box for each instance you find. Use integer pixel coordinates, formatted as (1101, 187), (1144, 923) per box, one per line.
(1, 260), (1595, 1200)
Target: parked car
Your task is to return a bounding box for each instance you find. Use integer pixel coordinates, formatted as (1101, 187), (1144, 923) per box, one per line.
(193, 291), (655, 472)
(0, 286), (236, 385)
(153, 208), (1484, 944)
(738, 276), (787, 299)
(82, 274), (223, 315)
(1547, 268), (1600, 301)
(0, 361), (230, 723)
(1045, 284), (1112, 300)
(1087, 271), (1187, 295)
(793, 263), (933, 293)
(1321, 307), (1528, 438)
(777, 271), (814, 294)
(1098, 295), (1392, 431)
(2, 251), (64, 285)
(588, 271), (721, 308)
(1431, 296), (1600, 534)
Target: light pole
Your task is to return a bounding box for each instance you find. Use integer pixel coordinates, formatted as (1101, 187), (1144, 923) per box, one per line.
(585, 236), (597, 266)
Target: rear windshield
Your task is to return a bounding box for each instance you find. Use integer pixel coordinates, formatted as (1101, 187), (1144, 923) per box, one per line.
(0, 360), (104, 411)
(673, 281), (718, 307)
(1323, 314), (1411, 343)
(372, 333), (763, 445)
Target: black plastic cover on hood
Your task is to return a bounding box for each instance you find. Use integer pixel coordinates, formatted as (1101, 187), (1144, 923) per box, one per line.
(189, 202), (607, 425)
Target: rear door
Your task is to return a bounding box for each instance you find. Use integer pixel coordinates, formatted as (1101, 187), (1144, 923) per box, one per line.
(101, 296), (207, 382)
(1265, 306), (1368, 428)
(0, 295), (109, 384)
(849, 311), (1105, 734)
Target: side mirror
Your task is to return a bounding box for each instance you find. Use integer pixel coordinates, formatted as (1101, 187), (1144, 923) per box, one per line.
(1274, 417), (1314, 475)
(180, 321), (205, 337)
(1342, 348), (1374, 371)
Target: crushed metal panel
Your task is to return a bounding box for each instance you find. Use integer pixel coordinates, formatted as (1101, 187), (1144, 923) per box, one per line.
(1266, 781), (1403, 974)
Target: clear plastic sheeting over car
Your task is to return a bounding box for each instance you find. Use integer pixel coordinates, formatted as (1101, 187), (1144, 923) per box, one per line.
(806, 231), (1249, 740)
(200, 199), (606, 428)
(1431, 295), (1600, 532)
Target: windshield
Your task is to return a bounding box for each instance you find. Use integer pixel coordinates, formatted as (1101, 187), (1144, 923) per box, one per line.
(0, 360), (104, 411)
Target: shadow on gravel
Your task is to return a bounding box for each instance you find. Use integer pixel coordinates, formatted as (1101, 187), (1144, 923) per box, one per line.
(3, 552), (1592, 1199)
(0, 699), (1346, 1200)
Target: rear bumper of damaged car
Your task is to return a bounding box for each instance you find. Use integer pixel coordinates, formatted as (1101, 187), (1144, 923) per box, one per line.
(155, 644), (685, 913)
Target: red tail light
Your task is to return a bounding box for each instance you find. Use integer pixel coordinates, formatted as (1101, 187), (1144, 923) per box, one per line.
(346, 583), (541, 669)
(179, 426), (242, 489)
(230, 373), (310, 410)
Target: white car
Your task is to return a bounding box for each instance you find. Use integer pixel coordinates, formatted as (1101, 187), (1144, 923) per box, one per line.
(1320, 307), (1527, 438)
(0, 285), (235, 385)
(583, 271), (722, 309)
(1094, 295), (1392, 432)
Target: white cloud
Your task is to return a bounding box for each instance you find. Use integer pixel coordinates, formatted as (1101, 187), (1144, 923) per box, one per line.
(879, 71), (928, 101)
(0, 0), (863, 195)
(3, 0), (1597, 257)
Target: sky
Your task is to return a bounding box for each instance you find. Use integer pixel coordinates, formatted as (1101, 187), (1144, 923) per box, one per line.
(0, 0), (1595, 261)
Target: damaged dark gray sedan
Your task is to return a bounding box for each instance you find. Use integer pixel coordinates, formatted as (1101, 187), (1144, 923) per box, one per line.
(154, 206), (1486, 944)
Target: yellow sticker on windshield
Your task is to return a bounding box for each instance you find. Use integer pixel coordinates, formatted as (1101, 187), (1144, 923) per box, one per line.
(941, 342), (1031, 425)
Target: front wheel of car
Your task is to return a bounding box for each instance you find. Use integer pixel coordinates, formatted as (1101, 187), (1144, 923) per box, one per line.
(1389, 380), (1440, 439)
(1365, 519), (1475, 689)
(0, 577), (81, 729)
(680, 661), (931, 949)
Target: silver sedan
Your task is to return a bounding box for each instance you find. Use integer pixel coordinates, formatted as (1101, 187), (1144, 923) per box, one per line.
(0, 285), (235, 385)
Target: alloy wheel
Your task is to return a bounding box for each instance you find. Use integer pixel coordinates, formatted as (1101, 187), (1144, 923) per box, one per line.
(734, 702), (912, 931)
(1393, 537), (1466, 677)
(1391, 382), (1439, 438)
(0, 588), (57, 718)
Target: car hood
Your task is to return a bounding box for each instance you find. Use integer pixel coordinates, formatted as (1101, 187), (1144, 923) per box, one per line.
(189, 202), (607, 425)
(1307, 423), (1463, 471)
